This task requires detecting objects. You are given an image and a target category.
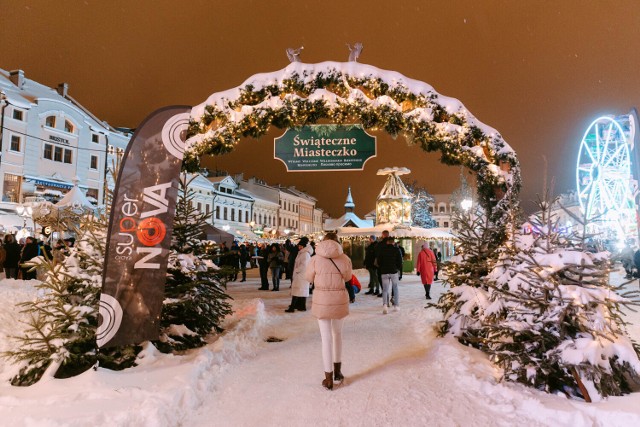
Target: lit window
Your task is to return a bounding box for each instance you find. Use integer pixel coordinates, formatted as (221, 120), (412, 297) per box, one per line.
(2, 173), (21, 203)
(90, 155), (98, 169)
(10, 135), (21, 151)
(12, 109), (24, 121)
(64, 120), (74, 133)
(44, 144), (53, 160)
(45, 116), (56, 128)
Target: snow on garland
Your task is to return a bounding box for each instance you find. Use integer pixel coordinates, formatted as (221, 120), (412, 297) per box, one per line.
(185, 61), (521, 235)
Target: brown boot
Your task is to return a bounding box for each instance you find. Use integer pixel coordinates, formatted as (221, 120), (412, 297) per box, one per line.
(334, 362), (344, 382)
(322, 372), (333, 390)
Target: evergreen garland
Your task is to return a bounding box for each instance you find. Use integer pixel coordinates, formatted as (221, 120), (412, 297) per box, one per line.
(186, 62), (522, 246)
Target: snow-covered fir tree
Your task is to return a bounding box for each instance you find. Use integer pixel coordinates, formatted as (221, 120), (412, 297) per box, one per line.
(6, 172), (233, 384)
(154, 173), (232, 353)
(483, 192), (640, 400)
(435, 203), (500, 344)
(5, 214), (139, 385)
(404, 180), (435, 228)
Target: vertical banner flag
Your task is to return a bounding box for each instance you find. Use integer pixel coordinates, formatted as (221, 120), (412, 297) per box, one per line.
(97, 106), (191, 348)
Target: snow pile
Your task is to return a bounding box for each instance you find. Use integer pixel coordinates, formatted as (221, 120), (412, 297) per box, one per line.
(0, 272), (640, 425)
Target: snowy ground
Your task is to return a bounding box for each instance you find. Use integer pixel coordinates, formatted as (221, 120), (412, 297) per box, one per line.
(1, 269), (640, 426)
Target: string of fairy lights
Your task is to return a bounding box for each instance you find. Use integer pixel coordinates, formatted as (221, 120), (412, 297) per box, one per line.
(185, 64), (522, 246)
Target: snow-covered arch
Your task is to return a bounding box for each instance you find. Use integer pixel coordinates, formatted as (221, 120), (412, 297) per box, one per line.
(186, 62), (521, 237)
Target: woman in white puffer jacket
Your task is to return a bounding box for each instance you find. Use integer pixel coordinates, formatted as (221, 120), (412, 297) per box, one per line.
(304, 232), (352, 390)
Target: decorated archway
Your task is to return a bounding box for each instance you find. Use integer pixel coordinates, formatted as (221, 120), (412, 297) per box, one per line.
(185, 61), (521, 234)
(99, 61), (521, 348)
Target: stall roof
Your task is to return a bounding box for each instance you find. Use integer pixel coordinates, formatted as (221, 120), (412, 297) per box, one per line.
(337, 224), (456, 240)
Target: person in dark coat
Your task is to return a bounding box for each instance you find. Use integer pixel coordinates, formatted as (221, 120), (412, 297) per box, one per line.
(374, 230), (390, 298)
(257, 243), (270, 290)
(634, 249), (640, 279)
(284, 239), (298, 282)
(363, 235), (379, 295)
(3, 234), (21, 279)
(239, 244), (249, 282)
(267, 243), (284, 291)
(20, 236), (39, 280)
(376, 236), (402, 314)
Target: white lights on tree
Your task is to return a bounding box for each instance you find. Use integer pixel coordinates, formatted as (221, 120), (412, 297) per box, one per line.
(461, 198), (473, 211)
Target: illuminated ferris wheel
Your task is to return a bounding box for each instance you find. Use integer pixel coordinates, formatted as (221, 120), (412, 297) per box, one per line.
(576, 115), (635, 233)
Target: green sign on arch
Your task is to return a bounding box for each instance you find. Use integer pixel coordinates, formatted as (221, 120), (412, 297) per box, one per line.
(274, 124), (376, 171)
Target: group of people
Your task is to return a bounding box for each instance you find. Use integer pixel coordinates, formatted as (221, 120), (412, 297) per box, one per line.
(237, 230), (443, 391)
(0, 234), (74, 280)
(363, 230), (442, 313)
(620, 243), (640, 279)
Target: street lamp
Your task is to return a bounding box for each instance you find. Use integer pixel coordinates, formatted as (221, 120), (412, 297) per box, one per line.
(16, 203), (33, 238)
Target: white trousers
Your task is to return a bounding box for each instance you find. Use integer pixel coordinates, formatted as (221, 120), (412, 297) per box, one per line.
(317, 318), (344, 373)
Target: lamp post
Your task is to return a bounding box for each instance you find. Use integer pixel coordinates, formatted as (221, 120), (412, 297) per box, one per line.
(16, 203), (33, 238)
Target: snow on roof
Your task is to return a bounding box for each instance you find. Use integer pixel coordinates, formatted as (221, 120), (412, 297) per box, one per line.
(324, 212), (374, 230)
(338, 224), (456, 240)
(377, 172), (412, 200)
(55, 183), (94, 209)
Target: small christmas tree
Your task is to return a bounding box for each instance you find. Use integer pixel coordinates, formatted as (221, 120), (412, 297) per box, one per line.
(435, 203), (499, 344)
(5, 213), (139, 385)
(154, 173), (232, 353)
(484, 191), (640, 400)
(404, 180), (436, 228)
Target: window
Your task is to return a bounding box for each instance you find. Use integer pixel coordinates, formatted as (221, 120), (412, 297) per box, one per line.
(206, 204), (210, 215)
(90, 155), (98, 169)
(54, 146), (63, 162)
(63, 148), (73, 164)
(44, 144), (53, 159)
(92, 134), (99, 143)
(231, 209), (235, 222)
(197, 202), (202, 212)
(45, 116), (56, 128)
(245, 211), (248, 223)
(439, 206), (445, 213)
(10, 135), (21, 152)
(444, 221), (449, 228)
(223, 207), (228, 220)
(64, 120), (74, 133)
(216, 206), (220, 219)
(2, 174), (21, 203)
(12, 109), (24, 121)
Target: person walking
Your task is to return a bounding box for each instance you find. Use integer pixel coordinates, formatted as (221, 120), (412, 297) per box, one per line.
(3, 234), (21, 279)
(433, 248), (442, 281)
(304, 232), (352, 390)
(20, 236), (39, 280)
(376, 236), (402, 314)
(285, 237), (313, 312)
(363, 235), (380, 295)
(267, 243), (284, 291)
(257, 243), (270, 290)
(416, 243), (437, 299)
(374, 230), (390, 298)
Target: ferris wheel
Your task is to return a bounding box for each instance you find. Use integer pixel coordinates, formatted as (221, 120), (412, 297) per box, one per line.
(576, 115), (635, 226)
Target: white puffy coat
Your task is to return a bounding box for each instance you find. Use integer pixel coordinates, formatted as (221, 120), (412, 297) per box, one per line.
(305, 239), (352, 319)
(291, 244), (313, 297)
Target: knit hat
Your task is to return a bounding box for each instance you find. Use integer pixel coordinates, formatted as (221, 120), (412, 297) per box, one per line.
(297, 236), (309, 247)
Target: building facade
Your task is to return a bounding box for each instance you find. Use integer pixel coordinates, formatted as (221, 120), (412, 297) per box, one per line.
(0, 69), (129, 213)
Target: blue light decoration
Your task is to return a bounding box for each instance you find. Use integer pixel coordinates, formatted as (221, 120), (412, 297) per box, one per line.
(576, 111), (639, 246)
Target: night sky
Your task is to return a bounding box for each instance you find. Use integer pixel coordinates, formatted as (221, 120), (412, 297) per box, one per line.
(2, 1), (640, 217)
